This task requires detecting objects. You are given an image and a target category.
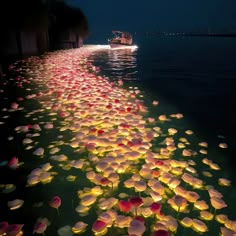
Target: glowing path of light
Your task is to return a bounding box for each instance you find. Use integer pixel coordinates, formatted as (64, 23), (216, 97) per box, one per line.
(0, 45), (235, 236)
(83, 44), (138, 51)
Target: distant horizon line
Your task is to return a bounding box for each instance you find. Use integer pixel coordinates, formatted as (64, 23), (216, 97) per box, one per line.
(140, 32), (236, 36)
(91, 30), (236, 35)
(90, 31), (236, 37)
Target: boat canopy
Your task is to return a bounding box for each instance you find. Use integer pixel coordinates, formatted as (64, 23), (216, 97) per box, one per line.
(112, 30), (132, 39)
(109, 30), (133, 47)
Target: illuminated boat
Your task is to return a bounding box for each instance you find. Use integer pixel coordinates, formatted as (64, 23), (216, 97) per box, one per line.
(108, 31), (133, 48)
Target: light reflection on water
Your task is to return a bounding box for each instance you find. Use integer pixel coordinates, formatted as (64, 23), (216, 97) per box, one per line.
(88, 46), (139, 81)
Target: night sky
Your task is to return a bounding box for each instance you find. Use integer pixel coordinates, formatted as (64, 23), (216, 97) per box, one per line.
(66, 0), (236, 36)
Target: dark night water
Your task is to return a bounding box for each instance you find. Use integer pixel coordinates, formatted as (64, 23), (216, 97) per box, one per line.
(88, 35), (236, 179)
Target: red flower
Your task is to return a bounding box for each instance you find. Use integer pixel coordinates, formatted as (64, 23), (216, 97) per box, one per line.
(100, 177), (110, 186)
(134, 216), (145, 223)
(106, 104), (112, 109)
(0, 222), (8, 234)
(97, 130), (105, 135)
(127, 141), (134, 147)
(27, 124), (33, 129)
(7, 157), (19, 169)
(152, 170), (160, 177)
(90, 128), (97, 133)
(118, 200), (132, 213)
(120, 123), (130, 129)
(155, 160), (164, 166)
(33, 221), (47, 234)
(92, 220), (107, 232)
(59, 111), (65, 117)
(150, 202), (161, 214)
(118, 143), (124, 147)
(6, 224), (24, 236)
(49, 196), (61, 209)
(151, 229), (170, 236)
(129, 196), (143, 207)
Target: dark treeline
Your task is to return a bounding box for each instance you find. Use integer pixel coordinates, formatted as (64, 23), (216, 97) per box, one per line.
(0, 0), (89, 66)
(0, 0), (49, 32)
(48, 1), (89, 37)
(48, 0), (89, 50)
(0, 0), (89, 36)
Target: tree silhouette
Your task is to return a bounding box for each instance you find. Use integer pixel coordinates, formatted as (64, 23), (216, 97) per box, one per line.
(0, 0), (90, 62)
(0, 0), (48, 32)
(0, 0), (48, 60)
(48, 1), (89, 49)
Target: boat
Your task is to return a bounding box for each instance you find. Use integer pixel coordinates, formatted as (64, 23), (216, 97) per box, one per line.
(108, 30), (133, 48)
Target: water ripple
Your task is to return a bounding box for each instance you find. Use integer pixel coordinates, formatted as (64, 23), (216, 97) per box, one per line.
(88, 45), (139, 81)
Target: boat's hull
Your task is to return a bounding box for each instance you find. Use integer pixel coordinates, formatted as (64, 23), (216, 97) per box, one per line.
(108, 31), (135, 49)
(109, 43), (133, 48)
